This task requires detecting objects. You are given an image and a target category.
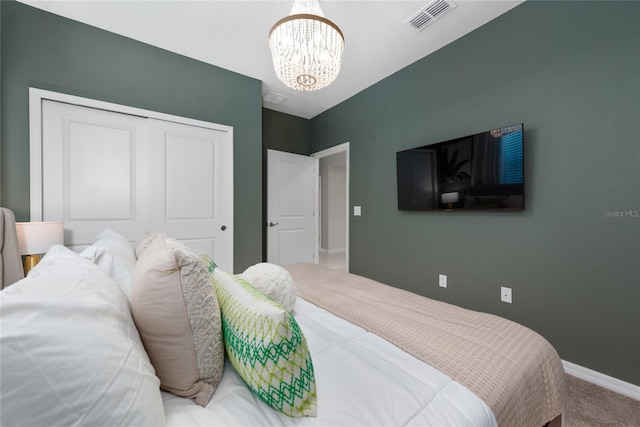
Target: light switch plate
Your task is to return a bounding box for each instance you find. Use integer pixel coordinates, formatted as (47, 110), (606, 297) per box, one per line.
(354, 206), (362, 216)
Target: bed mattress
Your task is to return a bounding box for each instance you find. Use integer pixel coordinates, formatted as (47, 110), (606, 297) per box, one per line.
(286, 263), (566, 427)
(162, 298), (497, 426)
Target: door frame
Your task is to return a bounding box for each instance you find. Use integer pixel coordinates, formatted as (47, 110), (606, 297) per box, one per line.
(312, 142), (350, 272)
(28, 88), (233, 220)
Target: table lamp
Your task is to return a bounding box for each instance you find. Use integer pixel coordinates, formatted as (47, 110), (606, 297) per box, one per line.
(441, 192), (459, 211)
(16, 221), (64, 274)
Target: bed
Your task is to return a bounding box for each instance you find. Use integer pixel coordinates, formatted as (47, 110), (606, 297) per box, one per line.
(0, 225), (565, 427)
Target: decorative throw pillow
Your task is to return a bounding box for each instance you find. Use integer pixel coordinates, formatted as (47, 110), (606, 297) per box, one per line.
(241, 262), (297, 312)
(207, 261), (317, 418)
(80, 228), (136, 299)
(131, 236), (224, 407)
(0, 245), (164, 426)
(134, 231), (164, 259)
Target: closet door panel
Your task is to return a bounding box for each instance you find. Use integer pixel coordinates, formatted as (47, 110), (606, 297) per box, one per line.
(68, 123), (132, 219)
(41, 100), (148, 251)
(148, 119), (233, 272)
(37, 94), (233, 270)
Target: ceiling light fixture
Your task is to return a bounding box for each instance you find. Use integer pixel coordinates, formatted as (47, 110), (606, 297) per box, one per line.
(269, 0), (345, 91)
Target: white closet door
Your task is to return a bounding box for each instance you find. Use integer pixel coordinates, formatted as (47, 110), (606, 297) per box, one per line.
(147, 119), (233, 271)
(42, 100), (149, 251)
(40, 97), (233, 271)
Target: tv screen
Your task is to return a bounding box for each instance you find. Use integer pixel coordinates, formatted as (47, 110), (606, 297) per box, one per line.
(397, 123), (524, 211)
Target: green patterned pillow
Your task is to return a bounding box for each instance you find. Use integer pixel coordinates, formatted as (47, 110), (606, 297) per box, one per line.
(204, 257), (317, 417)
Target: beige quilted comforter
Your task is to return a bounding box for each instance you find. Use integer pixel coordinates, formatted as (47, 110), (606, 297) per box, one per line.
(286, 263), (566, 427)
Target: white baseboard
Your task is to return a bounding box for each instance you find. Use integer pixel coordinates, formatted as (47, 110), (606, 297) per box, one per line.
(562, 360), (640, 401)
(319, 248), (345, 254)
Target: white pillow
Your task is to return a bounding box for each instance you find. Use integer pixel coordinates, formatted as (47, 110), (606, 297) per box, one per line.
(80, 228), (136, 299)
(242, 262), (297, 312)
(0, 245), (165, 427)
(134, 231), (165, 259)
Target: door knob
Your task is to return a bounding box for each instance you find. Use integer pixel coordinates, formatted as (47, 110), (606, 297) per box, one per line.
(268, 222), (279, 227)
(221, 225), (227, 231)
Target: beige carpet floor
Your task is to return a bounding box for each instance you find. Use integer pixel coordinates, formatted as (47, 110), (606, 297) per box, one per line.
(565, 375), (640, 426)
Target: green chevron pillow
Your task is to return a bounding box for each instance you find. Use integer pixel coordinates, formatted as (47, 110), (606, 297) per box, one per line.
(204, 257), (317, 418)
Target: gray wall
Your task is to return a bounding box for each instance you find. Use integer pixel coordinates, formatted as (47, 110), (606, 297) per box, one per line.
(310, 1), (640, 385)
(0, 0), (263, 271)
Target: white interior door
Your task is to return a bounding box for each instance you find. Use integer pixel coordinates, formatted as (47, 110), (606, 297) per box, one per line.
(267, 149), (316, 266)
(38, 95), (233, 271)
(147, 118), (233, 271)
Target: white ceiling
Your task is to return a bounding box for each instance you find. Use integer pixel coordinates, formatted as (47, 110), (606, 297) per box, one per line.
(19, 0), (524, 119)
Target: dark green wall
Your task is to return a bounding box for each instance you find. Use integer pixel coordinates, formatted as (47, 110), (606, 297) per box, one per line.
(311, 1), (640, 385)
(0, 1), (263, 271)
(263, 108), (311, 155)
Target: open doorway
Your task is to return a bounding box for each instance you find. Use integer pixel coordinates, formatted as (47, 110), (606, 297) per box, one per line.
(313, 143), (349, 272)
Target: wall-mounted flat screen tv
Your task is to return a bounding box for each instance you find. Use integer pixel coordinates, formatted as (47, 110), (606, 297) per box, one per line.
(397, 123), (524, 211)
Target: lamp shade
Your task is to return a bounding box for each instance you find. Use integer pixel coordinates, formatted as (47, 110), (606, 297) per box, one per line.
(16, 222), (64, 255)
(441, 192), (459, 204)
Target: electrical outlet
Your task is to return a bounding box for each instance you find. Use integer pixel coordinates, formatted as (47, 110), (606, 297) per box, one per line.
(501, 286), (512, 303)
(439, 274), (447, 288)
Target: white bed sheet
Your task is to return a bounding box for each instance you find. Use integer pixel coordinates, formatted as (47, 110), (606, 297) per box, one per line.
(163, 298), (497, 427)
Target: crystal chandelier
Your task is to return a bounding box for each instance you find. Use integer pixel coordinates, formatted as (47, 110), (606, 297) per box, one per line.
(269, 0), (345, 91)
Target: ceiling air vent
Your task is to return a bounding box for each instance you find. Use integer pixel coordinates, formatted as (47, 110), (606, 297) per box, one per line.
(263, 91), (287, 105)
(405, 0), (457, 32)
